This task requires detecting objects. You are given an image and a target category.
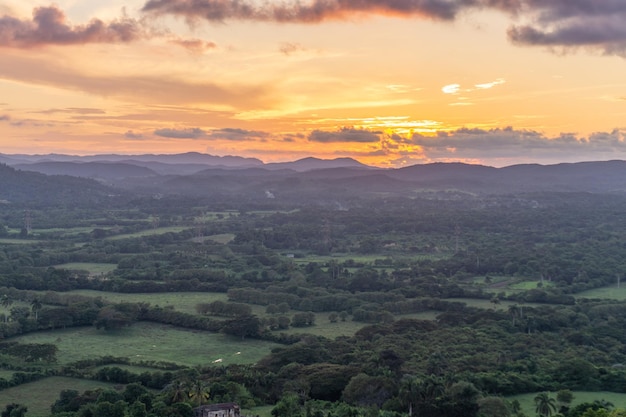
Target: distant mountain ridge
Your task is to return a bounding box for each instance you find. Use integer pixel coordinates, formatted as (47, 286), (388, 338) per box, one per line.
(5, 153), (626, 202)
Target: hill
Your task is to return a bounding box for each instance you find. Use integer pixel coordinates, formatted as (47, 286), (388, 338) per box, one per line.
(0, 164), (118, 207)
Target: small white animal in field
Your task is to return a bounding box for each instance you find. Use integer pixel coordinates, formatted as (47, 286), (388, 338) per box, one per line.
(213, 358), (223, 363)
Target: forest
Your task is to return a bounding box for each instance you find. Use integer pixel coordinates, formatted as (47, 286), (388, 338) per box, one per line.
(1, 161), (626, 417)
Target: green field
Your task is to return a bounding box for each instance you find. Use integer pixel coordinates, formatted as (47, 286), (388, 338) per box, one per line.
(65, 290), (229, 315)
(508, 391), (626, 416)
(53, 262), (117, 275)
(205, 233), (236, 244)
(0, 238), (41, 245)
(0, 376), (115, 416)
(11, 322), (278, 366)
(576, 285), (626, 300)
(106, 226), (190, 240)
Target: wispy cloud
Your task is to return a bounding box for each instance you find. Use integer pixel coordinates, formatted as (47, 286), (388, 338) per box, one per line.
(169, 38), (217, 53)
(0, 53), (273, 109)
(442, 84), (460, 94)
(475, 78), (505, 90)
(124, 130), (144, 139)
(279, 42), (305, 56)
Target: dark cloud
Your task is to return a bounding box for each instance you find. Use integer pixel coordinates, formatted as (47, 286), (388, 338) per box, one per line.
(206, 127), (270, 140)
(0, 6), (146, 48)
(124, 130), (144, 139)
(308, 127), (382, 143)
(408, 127), (626, 163)
(508, 16), (626, 55)
(154, 127), (206, 138)
(142, 0), (462, 23)
(141, 0), (626, 57)
(0, 114), (10, 121)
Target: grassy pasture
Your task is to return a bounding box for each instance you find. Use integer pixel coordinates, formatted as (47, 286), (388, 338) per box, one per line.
(65, 290), (229, 315)
(508, 391), (626, 416)
(53, 262), (117, 275)
(508, 280), (554, 290)
(444, 297), (541, 311)
(11, 322), (278, 367)
(205, 233), (236, 244)
(32, 226), (104, 236)
(276, 311), (439, 339)
(244, 405), (273, 417)
(576, 285), (626, 300)
(0, 376), (115, 416)
(93, 363), (175, 373)
(105, 226), (190, 240)
(0, 238), (41, 245)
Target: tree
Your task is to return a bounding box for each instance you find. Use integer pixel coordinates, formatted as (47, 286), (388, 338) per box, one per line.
(272, 393), (303, 417)
(221, 315), (261, 339)
(556, 389), (574, 413)
(1, 404), (27, 417)
(534, 392), (557, 417)
(30, 297), (42, 321)
(187, 379), (210, 406)
(168, 380), (188, 404)
(0, 295), (13, 323)
(478, 396), (510, 417)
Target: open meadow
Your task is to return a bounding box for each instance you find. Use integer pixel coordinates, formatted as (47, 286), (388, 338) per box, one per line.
(11, 322), (278, 367)
(0, 377), (115, 416)
(53, 262), (117, 275)
(65, 290), (229, 315)
(507, 391), (626, 416)
(576, 285), (626, 300)
(105, 226), (191, 240)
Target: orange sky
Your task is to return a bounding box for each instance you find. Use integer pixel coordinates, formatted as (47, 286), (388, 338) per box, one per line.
(1, 1), (625, 167)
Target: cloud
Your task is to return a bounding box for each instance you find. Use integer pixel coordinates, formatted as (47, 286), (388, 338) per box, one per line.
(442, 84), (460, 94)
(36, 107), (106, 115)
(141, 0), (462, 23)
(279, 42), (305, 55)
(0, 52), (272, 109)
(475, 78), (505, 89)
(308, 127), (382, 143)
(124, 130), (144, 139)
(0, 6), (146, 48)
(154, 127), (206, 138)
(169, 38), (217, 53)
(0, 114), (9, 121)
(141, 0), (626, 58)
(206, 127), (270, 141)
(408, 127), (626, 164)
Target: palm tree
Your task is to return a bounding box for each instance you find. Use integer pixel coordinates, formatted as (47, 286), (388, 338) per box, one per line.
(534, 392), (557, 417)
(399, 377), (420, 416)
(1, 294), (13, 323)
(187, 379), (210, 406)
(167, 380), (188, 404)
(31, 298), (42, 321)
(508, 304), (519, 326)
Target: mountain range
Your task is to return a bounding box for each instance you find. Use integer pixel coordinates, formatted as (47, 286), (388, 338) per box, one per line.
(3, 152), (626, 206)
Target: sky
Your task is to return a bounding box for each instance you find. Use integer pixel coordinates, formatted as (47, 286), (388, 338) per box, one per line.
(0, 0), (625, 167)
